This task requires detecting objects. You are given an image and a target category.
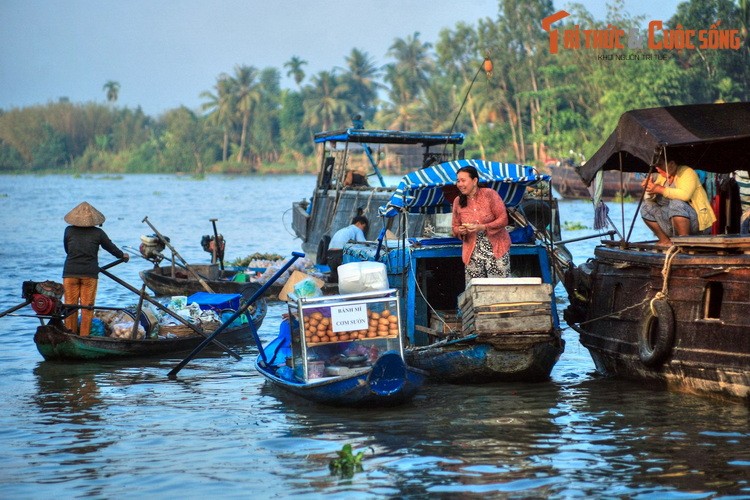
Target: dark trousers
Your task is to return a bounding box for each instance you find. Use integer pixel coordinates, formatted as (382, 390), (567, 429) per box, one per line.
(326, 249), (343, 283)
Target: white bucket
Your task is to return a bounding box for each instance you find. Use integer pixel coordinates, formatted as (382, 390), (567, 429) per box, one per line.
(337, 261), (388, 294)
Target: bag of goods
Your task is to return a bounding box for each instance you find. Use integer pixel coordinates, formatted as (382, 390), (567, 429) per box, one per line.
(110, 321), (145, 339)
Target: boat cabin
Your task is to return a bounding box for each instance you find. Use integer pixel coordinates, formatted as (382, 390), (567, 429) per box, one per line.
(291, 128), (465, 263)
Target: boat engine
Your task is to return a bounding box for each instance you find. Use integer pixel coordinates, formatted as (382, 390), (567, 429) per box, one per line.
(140, 234), (168, 263)
(22, 280), (64, 316)
(201, 234), (225, 263)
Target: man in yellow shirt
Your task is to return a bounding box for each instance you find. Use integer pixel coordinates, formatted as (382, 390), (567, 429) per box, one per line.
(640, 156), (716, 246)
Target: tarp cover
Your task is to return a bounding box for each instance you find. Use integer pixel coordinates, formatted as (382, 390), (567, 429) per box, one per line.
(579, 102), (750, 185)
(378, 159), (548, 217)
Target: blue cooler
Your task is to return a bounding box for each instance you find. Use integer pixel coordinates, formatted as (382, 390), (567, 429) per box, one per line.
(186, 292), (241, 311)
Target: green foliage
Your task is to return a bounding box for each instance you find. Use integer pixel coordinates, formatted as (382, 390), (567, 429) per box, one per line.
(563, 220), (589, 231)
(0, 0), (748, 174)
(329, 444), (367, 478)
(0, 139), (25, 171)
(31, 123), (68, 169)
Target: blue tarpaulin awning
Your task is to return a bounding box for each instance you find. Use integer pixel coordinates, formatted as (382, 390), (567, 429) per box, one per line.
(378, 159), (549, 218)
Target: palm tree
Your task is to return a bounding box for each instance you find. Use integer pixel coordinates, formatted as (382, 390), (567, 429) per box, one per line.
(379, 64), (419, 130)
(102, 80), (120, 105)
(284, 56), (308, 87)
(302, 71), (351, 132)
(340, 48), (381, 122)
(200, 75), (234, 162)
(386, 32), (434, 99)
(229, 65), (261, 163)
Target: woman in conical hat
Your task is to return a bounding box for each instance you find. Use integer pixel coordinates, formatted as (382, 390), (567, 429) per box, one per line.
(62, 202), (129, 336)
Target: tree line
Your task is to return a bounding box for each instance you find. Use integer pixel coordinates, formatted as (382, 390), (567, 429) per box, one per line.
(1, 0), (748, 175)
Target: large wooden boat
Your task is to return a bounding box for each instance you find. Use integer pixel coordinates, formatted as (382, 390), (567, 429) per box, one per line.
(255, 289), (425, 406)
(344, 159), (566, 383)
(562, 102), (750, 402)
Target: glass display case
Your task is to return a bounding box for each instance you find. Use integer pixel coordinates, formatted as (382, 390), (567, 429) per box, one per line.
(287, 289), (402, 381)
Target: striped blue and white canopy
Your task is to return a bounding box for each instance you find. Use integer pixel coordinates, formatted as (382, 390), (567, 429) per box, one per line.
(379, 159), (549, 217)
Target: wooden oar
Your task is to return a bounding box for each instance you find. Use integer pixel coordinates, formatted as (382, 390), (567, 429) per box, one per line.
(130, 284), (147, 340)
(99, 265), (241, 360)
(123, 246), (213, 282)
(168, 251), (305, 379)
(0, 300), (32, 319)
(142, 216), (215, 293)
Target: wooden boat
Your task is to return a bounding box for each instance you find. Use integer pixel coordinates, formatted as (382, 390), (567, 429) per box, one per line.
(562, 102), (750, 402)
(14, 275), (267, 362)
(344, 159), (566, 383)
(34, 316), (257, 361)
(549, 160), (643, 200)
(255, 289), (426, 406)
(139, 264), (335, 300)
(290, 126), (465, 263)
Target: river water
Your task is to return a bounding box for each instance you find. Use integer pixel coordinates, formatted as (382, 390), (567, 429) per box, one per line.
(0, 174), (748, 499)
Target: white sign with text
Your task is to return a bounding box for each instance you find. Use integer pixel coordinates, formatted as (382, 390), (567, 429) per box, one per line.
(330, 303), (369, 333)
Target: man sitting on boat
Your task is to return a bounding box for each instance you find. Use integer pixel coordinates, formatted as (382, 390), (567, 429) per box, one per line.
(326, 216), (368, 282)
(640, 153), (716, 247)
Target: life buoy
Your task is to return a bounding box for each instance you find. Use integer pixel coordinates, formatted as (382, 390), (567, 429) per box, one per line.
(316, 235), (331, 265)
(638, 298), (675, 367)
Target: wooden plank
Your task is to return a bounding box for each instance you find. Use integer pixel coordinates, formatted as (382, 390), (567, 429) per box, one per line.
(460, 305), (551, 325)
(474, 333), (555, 349)
(458, 283), (552, 309)
(672, 235), (750, 248)
(463, 314), (552, 334)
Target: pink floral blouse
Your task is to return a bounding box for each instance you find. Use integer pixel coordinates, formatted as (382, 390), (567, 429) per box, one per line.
(451, 187), (510, 265)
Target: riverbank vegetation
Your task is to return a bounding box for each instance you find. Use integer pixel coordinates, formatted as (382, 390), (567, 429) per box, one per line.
(1, 0), (748, 175)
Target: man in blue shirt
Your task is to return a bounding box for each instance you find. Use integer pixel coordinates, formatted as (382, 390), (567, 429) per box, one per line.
(326, 216), (368, 282)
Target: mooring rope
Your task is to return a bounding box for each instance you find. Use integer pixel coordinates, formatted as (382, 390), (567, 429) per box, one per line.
(576, 246), (681, 327)
(650, 245), (681, 315)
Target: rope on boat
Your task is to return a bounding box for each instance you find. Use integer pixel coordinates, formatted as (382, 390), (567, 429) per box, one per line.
(575, 294), (651, 327)
(576, 245), (681, 327)
(650, 245), (681, 315)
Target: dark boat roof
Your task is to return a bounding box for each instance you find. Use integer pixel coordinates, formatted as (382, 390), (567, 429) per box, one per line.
(579, 102), (750, 185)
(314, 128), (465, 146)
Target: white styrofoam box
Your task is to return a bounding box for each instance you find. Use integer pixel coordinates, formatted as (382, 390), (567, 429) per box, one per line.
(337, 261), (389, 294)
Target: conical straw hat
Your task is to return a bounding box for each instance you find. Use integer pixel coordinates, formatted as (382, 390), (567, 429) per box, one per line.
(64, 202), (106, 227)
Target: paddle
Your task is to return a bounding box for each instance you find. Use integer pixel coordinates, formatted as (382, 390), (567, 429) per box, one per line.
(123, 246), (214, 282)
(98, 264), (241, 360)
(168, 251), (305, 379)
(0, 300), (32, 319)
(142, 216), (215, 293)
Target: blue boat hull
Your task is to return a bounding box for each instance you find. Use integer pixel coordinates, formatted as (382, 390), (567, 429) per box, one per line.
(405, 334), (564, 384)
(255, 350), (425, 407)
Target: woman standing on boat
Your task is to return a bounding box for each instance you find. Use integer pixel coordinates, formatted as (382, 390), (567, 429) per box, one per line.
(452, 165), (511, 284)
(62, 202), (129, 336)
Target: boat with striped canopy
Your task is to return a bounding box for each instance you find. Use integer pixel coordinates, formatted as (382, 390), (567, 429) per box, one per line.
(343, 159), (566, 383)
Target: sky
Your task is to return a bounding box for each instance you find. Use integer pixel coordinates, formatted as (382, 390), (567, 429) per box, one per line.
(0, 0), (682, 117)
